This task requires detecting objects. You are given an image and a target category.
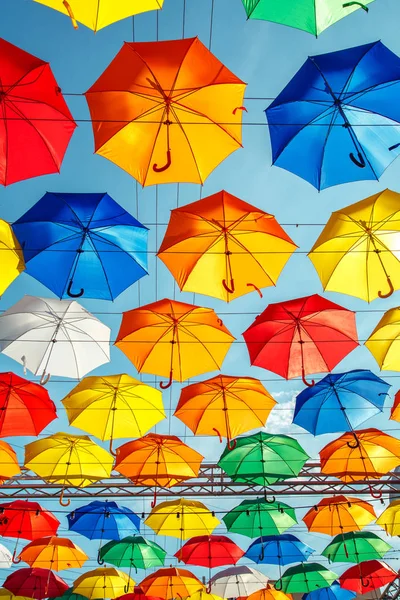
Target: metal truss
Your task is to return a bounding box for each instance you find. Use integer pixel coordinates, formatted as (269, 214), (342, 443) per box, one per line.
(381, 578), (400, 600)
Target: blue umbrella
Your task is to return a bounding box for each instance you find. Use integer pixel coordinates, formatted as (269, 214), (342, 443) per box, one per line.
(13, 192), (148, 300)
(67, 500), (140, 540)
(245, 534), (314, 565)
(293, 369), (389, 435)
(303, 582), (356, 600)
(266, 41), (400, 190)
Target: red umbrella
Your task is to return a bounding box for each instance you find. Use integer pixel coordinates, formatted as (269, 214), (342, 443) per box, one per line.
(117, 588), (163, 600)
(0, 373), (57, 437)
(4, 567), (68, 599)
(0, 38), (76, 185)
(175, 535), (244, 568)
(339, 560), (397, 593)
(242, 294), (358, 386)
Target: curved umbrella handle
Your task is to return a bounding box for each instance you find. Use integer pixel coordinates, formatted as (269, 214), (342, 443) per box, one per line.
(124, 584), (130, 594)
(274, 580), (283, 591)
(361, 577), (371, 588)
(206, 582), (212, 594)
(222, 279), (235, 294)
(63, 0), (78, 28)
(258, 545), (265, 562)
(212, 428), (223, 443)
(264, 493), (276, 504)
(342, 1), (369, 11)
(217, 319), (224, 326)
(59, 488), (71, 507)
(227, 438), (237, 451)
(153, 150), (172, 173)
(233, 106), (248, 115)
(346, 431), (360, 449)
(97, 550), (105, 566)
(301, 368), (315, 387)
(67, 280), (84, 298)
(12, 550), (21, 564)
(349, 152), (366, 168)
(378, 276), (394, 299)
(109, 438), (117, 457)
(40, 370), (51, 386)
(247, 283), (263, 298)
(151, 488), (157, 509)
(160, 371), (173, 389)
(368, 484), (383, 499)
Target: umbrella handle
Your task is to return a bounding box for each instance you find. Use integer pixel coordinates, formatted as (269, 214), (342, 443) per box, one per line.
(368, 484), (383, 499)
(342, 1), (369, 11)
(227, 438), (237, 451)
(206, 582), (212, 594)
(63, 0), (78, 28)
(151, 488), (157, 508)
(233, 106), (247, 115)
(160, 371), (173, 389)
(247, 283), (263, 298)
(109, 438), (117, 457)
(40, 370), (51, 386)
(222, 279), (235, 294)
(389, 143), (400, 151)
(153, 150), (172, 173)
(264, 492), (276, 504)
(67, 280), (84, 298)
(259, 545), (265, 562)
(124, 584), (130, 594)
(97, 550), (105, 566)
(11, 550), (21, 564)
(274, 580), (283, 591)
(361, 577), (371, 588)
(349, 152), (366, 168)
(212, 428), (223, 443)
(378, 276), (394, 299)
(301, 369), (315, 387)
(346, 431), (360, 449)
(59, 488), (71, 507)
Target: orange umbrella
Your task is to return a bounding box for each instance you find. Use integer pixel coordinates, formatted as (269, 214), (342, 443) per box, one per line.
(157, 191), (297, 301)
(17, 536), (87, 570)
(390, 390), (400, 421)
(247, 586), (291, 600)
(140, 568), (204, 600)
(115, 299), (235, 388)
(303, 496), (377, 535)
(85, 38), (246, 186)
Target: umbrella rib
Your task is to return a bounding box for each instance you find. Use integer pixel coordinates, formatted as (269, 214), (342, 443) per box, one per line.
(177, 321), (230, 371)
(339, 43), (387, 100)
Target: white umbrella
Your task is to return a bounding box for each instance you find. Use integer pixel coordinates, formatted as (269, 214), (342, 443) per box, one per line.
(210, 566), (269, 598)
(0, 544), (12, 569)
(0, 296), (110, 382)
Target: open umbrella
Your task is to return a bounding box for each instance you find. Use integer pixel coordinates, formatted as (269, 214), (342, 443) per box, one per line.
(210, 566), (268, 598)
(322, 531), (391, 563)
(303, 496), (376, 535)
(49, 588), (87, 600)
(245, 535), (314, 565)
(391, 390), (400, 421)
(0, 38), (75, 186)
(13, 193), (148, 301)
(99, 536), (166, 570)
(4, 568), (68, 599)
(115, 299), (234, 388)
(175, 535), (244, 568)
(185, 591), (224, 600)
(73, 568), (135, 599)
(140, 568), (203, 600)
(339, 560), (397, 593)
(158, 190), (296, 301)
(223, 498), (297, 538)
(67, 501), (140, 541)
(0, 546), (12, 569)
(0, 501), (59, 542)
(0, 589), (44, 600)
(366, 306), (400, 371)
(247, 587), (292, 600)
(276, 564), (337, 593)
(0, 220), (24, 294)
(17, 537), (88, 571)
(0, 296), (110, 382)
(302, 582), (356, 600)
(116, 587), (163, 600)
(376, 498), (400, 535)
(0, 441), (20, 481)
(174, 376), (276, 449)
(243, 294), (358, 386)
(145, 499), (220, 540)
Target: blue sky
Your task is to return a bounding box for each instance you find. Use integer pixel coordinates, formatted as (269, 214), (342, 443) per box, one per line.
(1, 0), (400, 593)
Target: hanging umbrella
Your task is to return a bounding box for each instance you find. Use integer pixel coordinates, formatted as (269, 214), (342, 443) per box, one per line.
(0, 441), (20, 481)
(185, 591), (224, 600)
(140, 568), (203, 600)
(0, 38), (75, 186)
(145, 499), (220, 540)
(0, 373), (57, 437)
(99, 536), (166, 570)
(303, 496), (376, 535)
(4, 568), (68, 599)
(85, 38), (246, 186)
(376, 498), (400, 535)
(67, 501), (140, 541)
(174, 376), (276, 449)
(243, 294), (358, 386)
(210, 566), (268, 598)
(266, 41), (400, 190)
(116, 587), (163, 600)
(218, 432), (309, 484)
(0, 589), (41, 600)
(308, 190), (400, 301)
(62, 375), (165, 454)
(245, 535), (314, 565)
(158, 190), (297, 301)
(319, 428), (400, 483)
(13, 193), (148, 301)
(0, 296), (110, 382)
(247, 587), (292, 600)
(391, 390), (400, 421)
(49, 589), (87, 600)
(276, 564), (337, 593)
(17, 537), (88, 571)
(302, 582), (356, 600)
(33, 0), (164, 31)
(339, 560), (397, 593)
(293, 370), (389, 434)
(0, 545), (12, 569)
(322, 531), (391, 563)
(115, 299), (235, 388)
(0, 501), (59, 543)
(24, 433), (114, 506)
(175, 535), (244, 568)
(73, 568), (135, 599)
(0, 220), (24, 294)
(366, 306), (400, 371)
(223, 498), (297, 538)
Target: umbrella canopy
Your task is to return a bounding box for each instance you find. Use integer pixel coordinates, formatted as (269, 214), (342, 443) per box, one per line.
(73, 568), (135, 599)
(210, 566), (268, 598)
(174, 376), (276, 447)
(0, 588), (41, 600)
(276, 564), (337, 593)
(4, 568), (68, 600)
(62, 375), (165, 454)
(49, 589), (87, 600)
(376, 498), (400, 535)
(0, 372), (57, 437)
(99, 536), (166, 570)
(13, 192), (148, 301)
(0, 545), (12, 569)
(0, 501), (59, 541)
(185, 591), (224, 600)
(247, 588), (292, 600)
(140, 568), (203, 600)
(67, 501), (140, 541)
(0, 38), (75, 186)
(18, 536), (88, 571)
(245, 534), (314, 566)
(85, 38), (246, 186)
(0, 296), (110, 381)
(241, 0), (374, 35)
(32, 0), (164, 31)
(303, 496), (376, 535)
(266, 41), (400, 190)
(319, 428), (400, 482)
(339, 560), (397, 593)
(115, 299), (234, 388)
(218, 432), (309, 485)
(223, 498), (297, 538)
(366, 306), (400, 371)
(145, 499), (220, 540)
(175, 535), (244, 568)
(243, 294), (358, 385)
(302, 582), (356, 600)
(0, 441), (20, 481)
(116, 587), (163, 600)
(322, 531), (391, 563)
(391, 390), (400, 421)
(158, 190), (296, 301)
(293, 370), (389, 435)
(0, 220), (24, 295)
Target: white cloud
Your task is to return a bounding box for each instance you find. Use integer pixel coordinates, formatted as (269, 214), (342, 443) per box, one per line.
(263, 390), (301, 434)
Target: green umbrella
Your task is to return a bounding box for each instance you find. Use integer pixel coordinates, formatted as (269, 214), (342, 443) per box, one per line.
(241, 0), (374, 37)
(275, 563), (337, 593)
(222, 498), (297, 538)
(49, 589), (87, 600)
(98, 535), (166, 570)
(218, 432), (309, 485)
(322, 531), (391, 563)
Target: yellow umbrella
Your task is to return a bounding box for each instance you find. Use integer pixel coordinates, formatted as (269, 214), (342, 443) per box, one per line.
(376, 499), (400, 536)
(0, 589), (33, 600)
(17, 536), (88, 570)
(0, 441), (20, 481)
(0, 220), (25, 296)
(365, 307), (400, 371)
(24, 433), (114, 506)
(73, 567), (135, 599)
(188, 591), (225, 600)
(145, 499), (220, 540)
(62, 375), (165, 455)
(309, 189), (400, 302)
(33, 1), (163, 32)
